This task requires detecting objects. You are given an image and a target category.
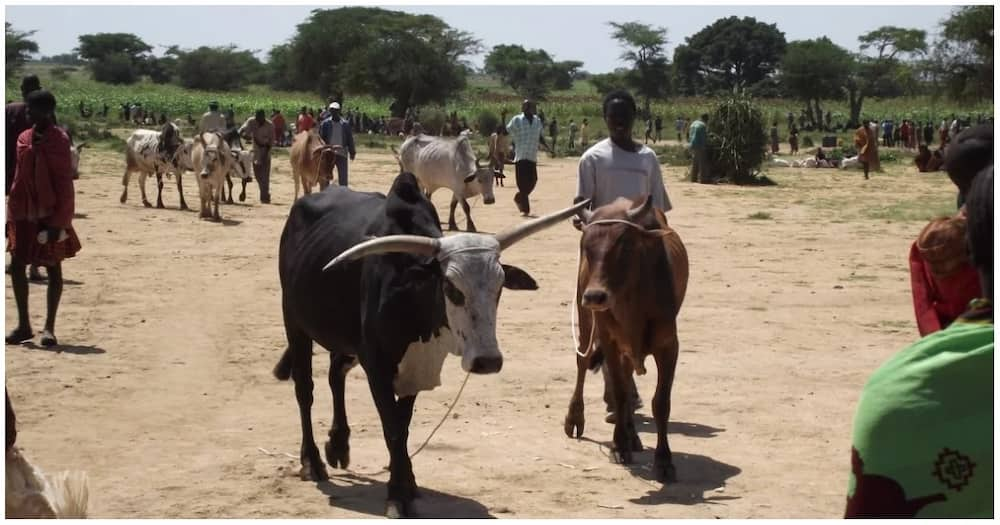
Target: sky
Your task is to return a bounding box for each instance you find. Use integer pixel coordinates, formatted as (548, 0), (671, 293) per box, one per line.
(5, 4), (962, 74)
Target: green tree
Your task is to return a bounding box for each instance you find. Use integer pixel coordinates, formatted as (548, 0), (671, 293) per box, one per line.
(484, 44), (581, 99)
(845, 26), (927, 126)
(76, 33), (152, 84)
(174, 46), (264, 90)
(780, 38), (853, 128)
(675, 17), (786, 93)
(587, 70), (629, 97)
(6, 23), (39, 78)
(608, 21), (670, 116)
(929, 5), (993, 101)
(270, 7), (480, 117)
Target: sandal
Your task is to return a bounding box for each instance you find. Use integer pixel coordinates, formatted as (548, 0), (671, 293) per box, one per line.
(5, 328), (34, 345)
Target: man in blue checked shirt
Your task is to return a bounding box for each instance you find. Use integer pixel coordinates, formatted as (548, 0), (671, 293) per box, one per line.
(506, 99), (552, 215)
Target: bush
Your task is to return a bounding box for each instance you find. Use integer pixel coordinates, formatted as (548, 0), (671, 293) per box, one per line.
(91, 52), (139, 84)
(476, 110), (500, 138)
(801, 135), (814, 148)
(706, 92), (768, 185)
(419, 107), (448, 136)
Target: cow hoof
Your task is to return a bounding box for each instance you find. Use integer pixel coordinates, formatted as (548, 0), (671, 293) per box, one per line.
(654, 461), (677, 483)
(299, 459), (329, 482)
(226, 198), (234, 205)
(611, 447), (633, 465)
(324, 439), (350, 469)
(142, 200), (152, 208)
(385, 499), (415, 518)
(179, 203), (189, 211)
(119, 194), (127, 204)
(564, 407), (585, 438)
(630, 432), (643, 452)
(447, 223), (459, 232)
(239, 193), (246, 202)
(156, 202), (165, 209)
(466, 225), (477, 233)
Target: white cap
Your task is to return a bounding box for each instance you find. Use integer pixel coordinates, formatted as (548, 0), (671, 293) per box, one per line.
(329, 102), (341, 110)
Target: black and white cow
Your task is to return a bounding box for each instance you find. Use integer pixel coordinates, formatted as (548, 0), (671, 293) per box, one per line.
(276, 172), (587, 517)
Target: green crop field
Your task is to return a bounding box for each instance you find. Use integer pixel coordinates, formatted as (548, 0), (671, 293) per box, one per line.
(8, 63), (993, 151)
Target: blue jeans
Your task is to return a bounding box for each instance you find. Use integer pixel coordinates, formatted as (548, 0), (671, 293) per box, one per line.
(335, 156), (349, 186)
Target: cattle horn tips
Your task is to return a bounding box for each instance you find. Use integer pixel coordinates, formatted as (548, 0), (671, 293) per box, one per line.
(626, 195), (653, 222)
(322, 235), (441, 272)
(495, 199), (591, 251)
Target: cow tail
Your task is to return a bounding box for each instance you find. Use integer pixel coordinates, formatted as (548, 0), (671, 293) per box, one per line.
(273, 347), (294, 381)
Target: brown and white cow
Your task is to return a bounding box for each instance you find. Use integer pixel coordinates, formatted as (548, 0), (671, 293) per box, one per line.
(289, 130), (340, 199)
(190, 132), (232, 220)
(223, 149), (254, 204)
(120, 122), (190, 209)
(564, 195), (689, 483)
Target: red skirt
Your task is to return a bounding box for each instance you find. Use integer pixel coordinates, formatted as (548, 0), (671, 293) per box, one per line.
(6, 221), (81, 267)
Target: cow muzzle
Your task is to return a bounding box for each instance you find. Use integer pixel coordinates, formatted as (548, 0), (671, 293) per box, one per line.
(469, 355), (503, 374)
(200, 170), (210, 179)
(582, 288), (611, 311)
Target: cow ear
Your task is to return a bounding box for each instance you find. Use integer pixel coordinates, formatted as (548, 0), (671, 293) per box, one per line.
(463, 173), (476, 184)
(501, 264), (538, 290)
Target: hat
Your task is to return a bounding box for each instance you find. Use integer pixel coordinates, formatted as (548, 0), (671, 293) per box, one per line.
(329, 102), (341, 110)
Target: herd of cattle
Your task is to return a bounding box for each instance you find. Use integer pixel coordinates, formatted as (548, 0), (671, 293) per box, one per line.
(108, 124), (690, 517)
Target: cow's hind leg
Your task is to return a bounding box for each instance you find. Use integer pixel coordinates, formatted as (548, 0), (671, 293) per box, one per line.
(285, 324), (327, 481)
(366, 371), (419, 517)
(120, 168), (132, 204)
(139, 172), (153, 208)
(155, 174), (165, 209)
(224, 175), (234, 204)
(325, 353), (357, 469)
(239, 179), (247, 202)
(651, 334), (679, 483)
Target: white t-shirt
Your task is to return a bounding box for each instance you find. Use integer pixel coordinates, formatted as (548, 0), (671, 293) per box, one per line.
(576, 138), (672, 212)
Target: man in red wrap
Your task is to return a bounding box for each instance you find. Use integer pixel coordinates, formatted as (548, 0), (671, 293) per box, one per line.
(6, 90), (81, 348)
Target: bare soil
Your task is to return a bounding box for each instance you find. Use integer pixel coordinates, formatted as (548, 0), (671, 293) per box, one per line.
(5, 145), (954, 518)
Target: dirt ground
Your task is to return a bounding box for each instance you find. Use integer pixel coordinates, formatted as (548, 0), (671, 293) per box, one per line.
(5, 143), (956, 518)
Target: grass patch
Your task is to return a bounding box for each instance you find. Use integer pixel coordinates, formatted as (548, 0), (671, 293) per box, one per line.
(864, 194), (956, 222)
(747, 211), (773, 220)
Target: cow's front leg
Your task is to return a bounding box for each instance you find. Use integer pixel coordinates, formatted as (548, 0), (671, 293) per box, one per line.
(459, 197), (477, 232)
(139, 172), (152, 208)
(155, 173), (165, 209)
(224, 175), (234, 204)
(447, 197), (460, 231)
(239, 179), (247, 202)
(176, 174), (189, 210)
(651, 335), (679, 483)
(367, 373), (418, 517)
(565, 307), (593, 438)
(212, 184), (221, 220)
(605, 349), (634, 465)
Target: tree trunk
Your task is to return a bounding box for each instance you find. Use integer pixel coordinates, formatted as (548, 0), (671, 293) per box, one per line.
(804, 104), (815, 130)
(813, 99), (823, 130)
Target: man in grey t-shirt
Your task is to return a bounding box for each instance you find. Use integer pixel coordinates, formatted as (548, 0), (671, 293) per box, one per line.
(574, 89), (673, 422)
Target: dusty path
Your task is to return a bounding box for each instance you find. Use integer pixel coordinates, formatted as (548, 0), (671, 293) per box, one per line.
(5, 145), (955, 518)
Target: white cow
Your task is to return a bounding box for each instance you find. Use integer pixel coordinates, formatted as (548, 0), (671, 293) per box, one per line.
(190, 132), (233, 220)
(120, 122), (190, 209)
(393, 134), (495, 232)
(223, 149), (254, 204)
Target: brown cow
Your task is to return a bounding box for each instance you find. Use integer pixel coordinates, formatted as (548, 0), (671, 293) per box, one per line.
(289, 130), (340, 199)
(564, 195), (689, 483)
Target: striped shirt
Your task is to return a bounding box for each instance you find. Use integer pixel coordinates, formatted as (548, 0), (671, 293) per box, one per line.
(507, 113), (544, 163)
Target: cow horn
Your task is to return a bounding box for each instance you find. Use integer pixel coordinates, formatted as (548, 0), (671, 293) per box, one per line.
(625, 195), (653, 223)
(322, 235), (441, 271)
(577, 207), (595, 223)
(495, 199), (592, 251)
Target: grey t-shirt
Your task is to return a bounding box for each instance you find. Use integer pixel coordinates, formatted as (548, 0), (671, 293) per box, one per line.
(576, 138), (672, 212)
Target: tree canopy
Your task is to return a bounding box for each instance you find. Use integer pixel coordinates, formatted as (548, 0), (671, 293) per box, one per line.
(781, 37), (854, 126)
(484, 44), (582, 99)
(675, 16), (786, 93)
(6, 23), (39, 78)
(608, 21), (671, 115)
(173, 46), (265, 91)
(76, 33), (153, 84)
(269, 7), (480, 116)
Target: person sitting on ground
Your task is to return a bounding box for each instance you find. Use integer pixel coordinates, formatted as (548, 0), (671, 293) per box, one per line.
(5, 90), (82, 347)
(914, 144), (945, 173)
(815, 147), (834, 168)
(847, 165), (993, 518)
(908, 124), (992, 337)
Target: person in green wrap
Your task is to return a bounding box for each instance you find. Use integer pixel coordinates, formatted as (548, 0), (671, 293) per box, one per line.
(845, 166), (993, 518)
